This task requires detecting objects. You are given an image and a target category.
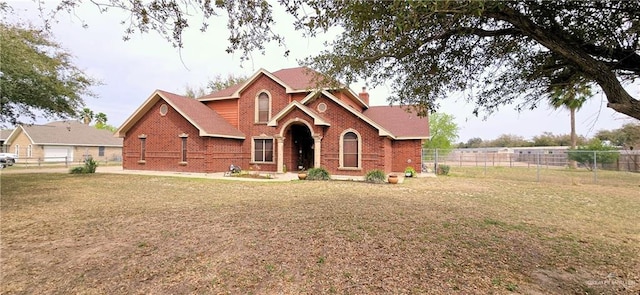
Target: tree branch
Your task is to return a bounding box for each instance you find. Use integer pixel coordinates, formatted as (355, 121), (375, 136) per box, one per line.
(579, 44), (640, 73)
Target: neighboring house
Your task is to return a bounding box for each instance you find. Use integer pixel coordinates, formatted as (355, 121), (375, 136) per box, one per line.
(3, 121), (123, 163)
(116, 67), (429, 175)
(0, 129), (13, 152)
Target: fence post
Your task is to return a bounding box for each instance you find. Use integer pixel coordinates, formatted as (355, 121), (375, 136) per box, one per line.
(593, 151), (597, 184)
(536, 152), (540, 182)
(484, 151), (487, 175)
(434, 149), (439, 173)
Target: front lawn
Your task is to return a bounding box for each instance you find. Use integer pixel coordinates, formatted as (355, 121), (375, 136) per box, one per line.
(1, 171), (638, 294)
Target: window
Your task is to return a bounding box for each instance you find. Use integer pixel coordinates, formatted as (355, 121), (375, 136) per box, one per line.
(27, 145), (32, 158)
(343, 132), (359, 168)
(98, 146), (105, 157)
(139, 136), (146, 161)
(181, 137), (188, 162)
(14, 144), (19, 157)
(253, 138), (274, 162)
(256, 92), (270, 123)
(317, 102), (327, 113)
(340, 130), (361, 169)
(159, 104), (168, 116)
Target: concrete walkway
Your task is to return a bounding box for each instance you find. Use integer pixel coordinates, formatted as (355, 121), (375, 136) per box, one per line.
(2, 165), (435, 183)
(99, 166), (302, 182)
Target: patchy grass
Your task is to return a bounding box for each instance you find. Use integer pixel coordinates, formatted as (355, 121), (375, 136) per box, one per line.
(1, 171), (639, 294)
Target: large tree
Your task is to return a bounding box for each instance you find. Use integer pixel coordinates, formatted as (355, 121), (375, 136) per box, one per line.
(423, 113), (459, 151)
(0, 21), (97, 127)
(43, 1), (640, 120)
(183, 74), (249, 98)
(79, 107), (94, 125)
(549, 81), (592, 167)
(596, 123), (640, 148)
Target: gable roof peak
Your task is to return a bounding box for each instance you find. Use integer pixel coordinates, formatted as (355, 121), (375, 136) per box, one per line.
(116, 89), (245, 139)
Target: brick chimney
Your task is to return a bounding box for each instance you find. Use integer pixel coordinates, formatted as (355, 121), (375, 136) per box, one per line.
(359, 86), (370, 106)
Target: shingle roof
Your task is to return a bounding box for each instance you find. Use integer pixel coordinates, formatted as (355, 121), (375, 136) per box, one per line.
(200, 83), (243, 99)
(16, 121), (123, 146)
(271, 67), (326, 91)
(199, 67), (334, 100)
(156, 90), (245, 138)
(363, 106), (430, 138)
(0, 129), (13, 141)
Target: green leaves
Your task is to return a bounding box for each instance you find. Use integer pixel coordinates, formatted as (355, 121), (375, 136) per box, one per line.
(424, 113), (459, 151)
(0, 23), (97, 127)
(567, 139), (620, 171)
(35, 0), (640, 120)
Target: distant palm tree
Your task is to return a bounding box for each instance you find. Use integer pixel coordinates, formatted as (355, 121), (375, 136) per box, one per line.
(95, 112), (108, 125)
(549, 81), (592, 168)
(79, 108), (94, 125)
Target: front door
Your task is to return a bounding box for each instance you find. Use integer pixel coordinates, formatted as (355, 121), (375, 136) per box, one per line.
(291, 124), (314, 170)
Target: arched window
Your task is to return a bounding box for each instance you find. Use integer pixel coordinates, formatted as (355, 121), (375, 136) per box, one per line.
(256, 92), (270, 123)
(342, 131), (359, 168)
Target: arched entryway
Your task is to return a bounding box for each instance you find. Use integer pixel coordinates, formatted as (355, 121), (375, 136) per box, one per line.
(290, 124), (314, 170)
(276, 118), (322, 173)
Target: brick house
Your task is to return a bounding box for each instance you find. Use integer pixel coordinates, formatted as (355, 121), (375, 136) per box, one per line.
(3, 121), (123, 163)
(116, 67), (429, 175)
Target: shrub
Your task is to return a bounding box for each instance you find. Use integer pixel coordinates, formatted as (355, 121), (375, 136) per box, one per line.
(404, 166), (417, 177)
(567, 139), (619, 170)
(69, 157), (98, 174)
(84, 157), (98, 173)
(437, 164), (450, 175)
(365, 169), (386, 183)
(306, 167), (330, 180)
(70, 166), (86, 174)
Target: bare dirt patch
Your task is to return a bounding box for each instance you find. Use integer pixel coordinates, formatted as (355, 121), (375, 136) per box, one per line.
(1, 170), (639, 294)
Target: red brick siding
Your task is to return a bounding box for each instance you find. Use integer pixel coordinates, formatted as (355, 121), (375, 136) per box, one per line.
(124, 74), (425, 175)
(290, 93), (307, 103)
(274, 107), (324, 172)
(206, 137), (245, 172)
(391, 140), (423, 173)
(306, 96), (384, 176)
(123, 99), (244, 172)
(384, 138), (393, 173)
(234, 74), (288, 171)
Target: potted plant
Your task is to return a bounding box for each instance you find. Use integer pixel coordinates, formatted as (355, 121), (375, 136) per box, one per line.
(298, 170), (307, 180)
(388, 174), (399, 184)
(404, 166), (416, 177)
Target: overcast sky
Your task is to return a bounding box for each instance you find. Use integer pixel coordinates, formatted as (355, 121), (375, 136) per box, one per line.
(7, 1), (637, 142)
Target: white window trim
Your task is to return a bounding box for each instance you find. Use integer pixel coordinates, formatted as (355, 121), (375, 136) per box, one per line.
(27, 144), (32, 158)
(138, 134), (147, 163)
(179, 133), (188, 164)
(254, 90), (272, 124)
(339, 129), (362, 170)
(14, 144), (19, 157)
(251, 136), (275, 164)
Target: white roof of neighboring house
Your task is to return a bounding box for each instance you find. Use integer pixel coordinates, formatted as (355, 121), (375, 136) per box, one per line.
(0, 129), (13, 141)
(5, 121), (123, 147)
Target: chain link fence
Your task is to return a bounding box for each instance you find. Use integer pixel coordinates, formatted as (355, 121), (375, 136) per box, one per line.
(422, 147), (640, 185)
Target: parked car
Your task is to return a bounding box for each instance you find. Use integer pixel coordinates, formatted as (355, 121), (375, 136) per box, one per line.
(0, 153), (17, 168)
